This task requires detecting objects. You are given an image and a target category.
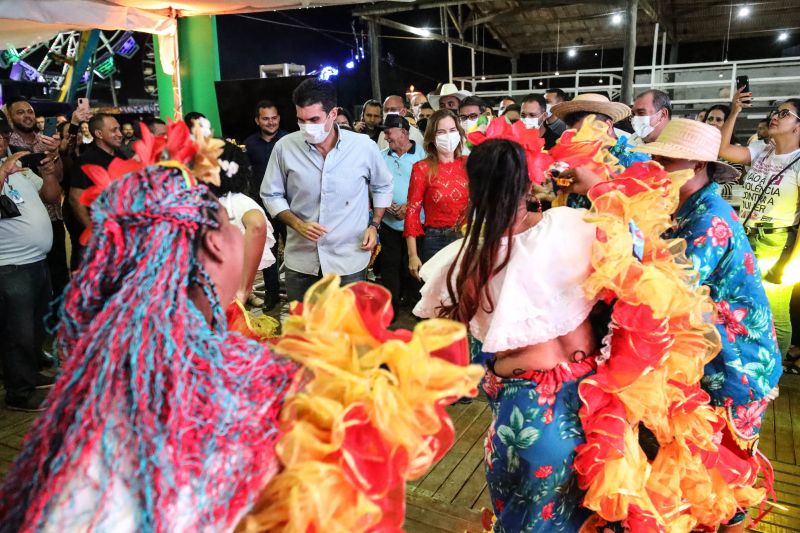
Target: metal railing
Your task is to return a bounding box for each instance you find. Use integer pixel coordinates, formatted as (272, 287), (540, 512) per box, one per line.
(453, 56), (800, 109)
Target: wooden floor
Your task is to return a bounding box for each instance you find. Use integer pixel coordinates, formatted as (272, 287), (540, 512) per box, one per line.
(1, 372), (799, 532)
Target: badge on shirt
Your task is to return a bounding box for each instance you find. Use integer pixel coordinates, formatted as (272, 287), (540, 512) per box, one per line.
(7, 187), (24, 205)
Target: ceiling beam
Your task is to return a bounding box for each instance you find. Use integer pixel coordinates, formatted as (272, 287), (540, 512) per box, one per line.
(462, 8), (516, 31)
(362, 15), (514, 57)
(353, 0), (471, 17)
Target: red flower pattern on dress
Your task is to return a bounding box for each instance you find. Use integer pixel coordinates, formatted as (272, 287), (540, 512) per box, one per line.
(744, 253), (755, 275)
(484, 422), (497, 471)
(542, 408), (554, 425)
(733, 399), (768, 437)
(693, 235), (707, 247)
(535, 378), (561, 406)
(541, 502), (554, 520)
(482, 372), (504, 400)
(706, 216), (733, 247)
(535, 465), (553, 478)
(715, 300), (749, 342)
(495, 498), (505, 513)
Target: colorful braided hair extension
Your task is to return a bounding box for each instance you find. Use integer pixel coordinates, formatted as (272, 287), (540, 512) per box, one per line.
(0, 166), (297, 533)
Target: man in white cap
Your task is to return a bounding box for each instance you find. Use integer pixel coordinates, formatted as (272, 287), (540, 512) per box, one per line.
(574, 119), (781, 532)
(428, 83), (471, 112)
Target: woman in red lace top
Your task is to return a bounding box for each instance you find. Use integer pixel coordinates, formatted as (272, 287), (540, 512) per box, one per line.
(405, 109), (469, 279)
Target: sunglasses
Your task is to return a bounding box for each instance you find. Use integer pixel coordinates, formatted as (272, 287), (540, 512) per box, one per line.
(769, 108), (800, 121)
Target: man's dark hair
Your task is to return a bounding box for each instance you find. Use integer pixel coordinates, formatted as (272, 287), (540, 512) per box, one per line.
(636, 89), (673, 118)
(420, 102), (433, 111)
(254, 99), (278, 117)
(142, 116), (167, 134)
(88, 113), (113, 136)
(183, 111), (206, 128)
(563, 110), (612, 128)
(5, 95), (30, 112)
(521, 93), (547, 109)
(459, 96), (487, 112)
(292, 78), (337, 114)
(502, 104), (521, 115)
(361, 99), (382, 115)
(500, 96), (516, 104)
(545, 88), (568, 102)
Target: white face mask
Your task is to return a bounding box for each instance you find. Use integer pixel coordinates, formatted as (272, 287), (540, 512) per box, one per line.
(522, 117), (540, 130)
(435, 131), (461, 154)
(385, 111), (400, 117)
(631, 115), (655, 139)
(298, 115), (331, 145)
(461, 118), (479, 131)
(189, 117), (213, 141)
(545, 103), (553, 114)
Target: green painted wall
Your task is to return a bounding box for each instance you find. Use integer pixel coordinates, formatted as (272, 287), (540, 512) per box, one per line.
(153, 16), (221, 133)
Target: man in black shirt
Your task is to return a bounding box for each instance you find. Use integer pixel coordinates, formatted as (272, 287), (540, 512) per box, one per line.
(520, 93), (563, 149)
(69, 113), (127, 268)
(243, 101), (287, 311)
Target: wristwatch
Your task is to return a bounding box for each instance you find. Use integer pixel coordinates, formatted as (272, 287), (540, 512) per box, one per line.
(369, 220), (381, 230)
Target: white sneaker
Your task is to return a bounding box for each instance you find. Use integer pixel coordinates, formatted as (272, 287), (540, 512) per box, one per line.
(247, 293), (265, 307)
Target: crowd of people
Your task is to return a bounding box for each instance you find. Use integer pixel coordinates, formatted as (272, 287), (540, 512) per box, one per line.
(0, 73), (797, 531)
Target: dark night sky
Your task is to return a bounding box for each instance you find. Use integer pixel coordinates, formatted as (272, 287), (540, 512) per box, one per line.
(214, 5), (799, 106)
(27, 5), (796, 109)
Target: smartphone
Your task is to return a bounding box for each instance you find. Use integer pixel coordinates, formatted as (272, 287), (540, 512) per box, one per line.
(77, 97), (90, 110)
(18, 153), (46, 169)
(43, 116), (58, 137)
(736, 75), (750, 93)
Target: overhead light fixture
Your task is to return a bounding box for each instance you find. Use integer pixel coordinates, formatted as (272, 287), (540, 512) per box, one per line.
(568, 48), (577, 58)
(345, 60), (355, 69)
(555, 71), (560, 76)
(481, 75), (486, 80)
(538, 80), (544, 86)
(410, 27), (431, 37)
(611, 13), (623, 25)
(779, 31), (789, 41)
(737, 6), (750, 17)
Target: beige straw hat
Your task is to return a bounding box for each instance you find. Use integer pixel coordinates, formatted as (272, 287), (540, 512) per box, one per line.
(635, 118), (741, 183)
(428, 83), (472, 109)
(551, 93), (631, 123)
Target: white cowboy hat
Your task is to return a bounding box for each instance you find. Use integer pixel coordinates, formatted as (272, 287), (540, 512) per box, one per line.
(551, 93), (631, 124)
(428, 82), (472, 109)
(635, 118), (741, 183)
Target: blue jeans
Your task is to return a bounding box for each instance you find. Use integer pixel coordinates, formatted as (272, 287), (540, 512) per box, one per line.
(285, 267), (367, 303)
(420, 227), (461, 263)
(0, 260), (51, 403)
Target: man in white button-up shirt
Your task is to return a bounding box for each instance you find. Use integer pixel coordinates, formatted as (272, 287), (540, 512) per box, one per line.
(261, 79), (393, 302)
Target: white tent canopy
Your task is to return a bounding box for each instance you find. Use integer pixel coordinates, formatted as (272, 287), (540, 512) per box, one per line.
(0, 0), (371, 49)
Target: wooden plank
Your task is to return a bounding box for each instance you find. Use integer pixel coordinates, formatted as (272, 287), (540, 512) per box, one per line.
(436, 433), (487, 503)
(789, 389), (800, 468)
(414, 402), (490, 498)
(473, 483), (493, 512)
(773, 394), (795, 465)
(760, 401), (776, 462)
(451, 455), (488, 509)
(405, 492), (483, 532)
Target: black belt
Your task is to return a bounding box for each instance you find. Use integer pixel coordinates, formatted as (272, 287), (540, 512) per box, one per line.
(745, 226), (793, 235)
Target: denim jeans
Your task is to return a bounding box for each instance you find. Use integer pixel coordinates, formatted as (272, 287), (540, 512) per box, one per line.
(0, 260), (51, 403)
(420, 227), (461, 263)
(261, 214), (287, 299)
(750, 231), (793, 355)
(285, 267), (367, 303)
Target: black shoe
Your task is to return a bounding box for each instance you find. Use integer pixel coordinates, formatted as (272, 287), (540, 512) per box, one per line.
(35, 373), (56, 389)
(39, 350), (56, 369)
(263, 293), (280, 312)
(5, 389), (49, 412)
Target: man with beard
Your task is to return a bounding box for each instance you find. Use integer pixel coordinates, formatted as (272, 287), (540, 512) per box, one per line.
(119, 122), (138, 158)
(354, 99), (383, 142)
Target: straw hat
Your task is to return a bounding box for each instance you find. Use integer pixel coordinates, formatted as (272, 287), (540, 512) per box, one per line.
(551, 93), (631, 123)
(635, 118), (740, 182)
(428, 82), (472, 109)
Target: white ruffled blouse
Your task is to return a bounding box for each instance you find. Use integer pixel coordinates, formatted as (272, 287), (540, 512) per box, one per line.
(413, 207), (597, 353)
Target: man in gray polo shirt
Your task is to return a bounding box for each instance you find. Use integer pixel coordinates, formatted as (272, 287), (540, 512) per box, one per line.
(261, 79), (393, 302)
(0, 115), (62, 411)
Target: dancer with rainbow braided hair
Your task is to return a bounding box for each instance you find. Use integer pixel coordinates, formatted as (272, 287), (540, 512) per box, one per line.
(416, 117), (775, 532)
(0, 121), (483, 533)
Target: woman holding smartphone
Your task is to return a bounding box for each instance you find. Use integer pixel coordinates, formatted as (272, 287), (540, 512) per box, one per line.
(718, 89), (800, 356)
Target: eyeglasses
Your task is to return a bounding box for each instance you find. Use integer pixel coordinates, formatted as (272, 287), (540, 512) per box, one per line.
(458, 113), (480, 121)
(769, 108), (800, 121)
